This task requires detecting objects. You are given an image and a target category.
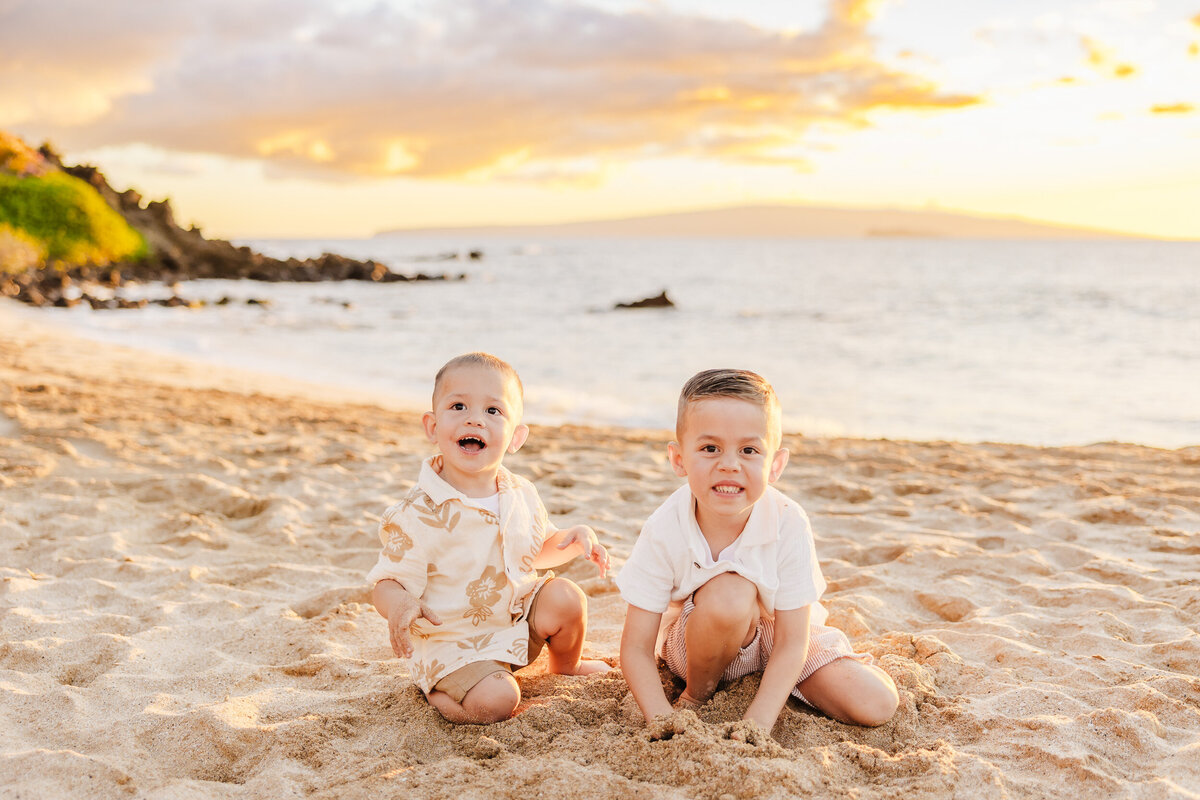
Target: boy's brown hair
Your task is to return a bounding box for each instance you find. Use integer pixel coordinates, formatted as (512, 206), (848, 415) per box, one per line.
(432, 352), (525, 407)
(676, 368), (782, 446)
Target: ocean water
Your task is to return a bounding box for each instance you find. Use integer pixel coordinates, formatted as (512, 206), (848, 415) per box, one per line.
(25, 237), (1200, 448)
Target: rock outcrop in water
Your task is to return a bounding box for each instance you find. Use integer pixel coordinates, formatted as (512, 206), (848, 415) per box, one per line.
(615, 290), (675, 309)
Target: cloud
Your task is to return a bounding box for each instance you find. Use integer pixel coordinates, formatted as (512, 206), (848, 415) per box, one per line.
(1150, 103), (1195, 114)
(1081, 36), (1139, 78)
(1, 0), (979, 182)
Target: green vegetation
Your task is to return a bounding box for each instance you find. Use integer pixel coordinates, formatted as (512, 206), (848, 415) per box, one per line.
(0, 171), (147, 272)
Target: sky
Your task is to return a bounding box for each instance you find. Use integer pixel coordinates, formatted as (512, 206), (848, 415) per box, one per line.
(2, 0), (1198, 239)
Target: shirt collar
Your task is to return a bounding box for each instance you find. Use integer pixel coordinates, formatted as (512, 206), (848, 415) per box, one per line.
(675, 484), (779, 551)
(418, 454), (511, 507)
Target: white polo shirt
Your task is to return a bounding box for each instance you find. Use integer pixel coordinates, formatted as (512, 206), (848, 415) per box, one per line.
(616, 485), (828, 650)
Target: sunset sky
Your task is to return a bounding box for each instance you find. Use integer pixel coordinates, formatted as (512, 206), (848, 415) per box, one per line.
(2, 0), (1198, 239)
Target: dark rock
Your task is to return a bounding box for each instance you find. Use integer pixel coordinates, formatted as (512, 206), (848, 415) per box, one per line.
(468, 250), (483, 260)
(615, 290), (675, 309)
(7, 159), (468, 311)
(85, 295), (117, 310)
(413, 251), (460, 262)
(37, 143), (64, 170)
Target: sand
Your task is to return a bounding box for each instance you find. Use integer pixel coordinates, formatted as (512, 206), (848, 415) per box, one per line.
(2, 301), (1199, 799)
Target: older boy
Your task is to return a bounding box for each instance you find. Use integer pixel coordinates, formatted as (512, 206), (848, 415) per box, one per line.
(618, 369), (898, 734)
(368, 352), (610, 724)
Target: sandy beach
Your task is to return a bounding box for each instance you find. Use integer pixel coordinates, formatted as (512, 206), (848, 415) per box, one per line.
(2, 301), (1198, 799)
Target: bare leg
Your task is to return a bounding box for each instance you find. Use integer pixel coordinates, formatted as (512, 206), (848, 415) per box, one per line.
(681, 573), (759, 705)
(796, 658), (899, 727)
(427, 671), (521, 724)
(530, 578), (610, 675)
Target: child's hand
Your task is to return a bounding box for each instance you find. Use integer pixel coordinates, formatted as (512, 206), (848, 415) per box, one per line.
(386, 595), (442, 659)
(556, 524), (610, 577)
(647, 709), (701, 741)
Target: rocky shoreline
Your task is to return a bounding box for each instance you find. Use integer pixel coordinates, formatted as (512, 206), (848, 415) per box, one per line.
(5, 148), (468, 309)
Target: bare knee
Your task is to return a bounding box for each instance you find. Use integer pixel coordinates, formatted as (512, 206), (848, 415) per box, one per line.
(847, 680), (899, 727)
(801, 660), (899, 727)
(835, 666), (899, 727)
(692, 573), (757, 633)
(454, 673), (521, 724)
(534, 578), (586, 632)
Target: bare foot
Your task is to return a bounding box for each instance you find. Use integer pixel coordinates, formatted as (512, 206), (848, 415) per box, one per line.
(556, 658), (612, 676)
(674, 690), (703, 711)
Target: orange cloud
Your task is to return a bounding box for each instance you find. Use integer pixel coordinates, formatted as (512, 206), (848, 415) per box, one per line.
(1082, 36), (1138, 78)
(3, 0), (979, 183)
(1150, 103), (1195, 114)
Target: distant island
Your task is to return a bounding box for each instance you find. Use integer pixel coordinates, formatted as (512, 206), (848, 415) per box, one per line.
(377, 204), (1142, 240)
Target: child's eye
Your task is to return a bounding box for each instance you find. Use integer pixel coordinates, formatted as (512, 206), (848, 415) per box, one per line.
(450, 402), (465, 411)
(487, 407), (502, 415)
(741, 447), (759, 455)
(700, 445), (719, 453)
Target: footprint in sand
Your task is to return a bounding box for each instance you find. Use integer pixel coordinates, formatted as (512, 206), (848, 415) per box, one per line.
(54, 633), (132, 687)
(290, 585), (371, 619)
(892, 481), (943, 497)
(807, 481), (875, 504)
(843, 544), (907, 567)
(916, 592), (978, 623)
(1075, 500), (1145, 525)
(131, 475), (274, 519)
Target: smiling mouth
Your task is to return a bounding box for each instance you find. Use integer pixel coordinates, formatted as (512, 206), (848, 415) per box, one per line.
(712, 485), (744, 495)
(457, 436), (487, 453)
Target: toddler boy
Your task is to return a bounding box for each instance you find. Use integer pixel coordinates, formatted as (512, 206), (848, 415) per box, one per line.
(617, 369), (898, 734)
(368, 352), (610, 724)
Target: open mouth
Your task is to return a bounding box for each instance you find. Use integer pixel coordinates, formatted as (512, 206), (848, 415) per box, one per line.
(712, 485), (744, 495)
(457, 436), (487, 453)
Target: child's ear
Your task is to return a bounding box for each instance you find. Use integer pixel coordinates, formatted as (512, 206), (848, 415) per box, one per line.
(421, 411), (438, 443)
(768, 448), (789, 483)
(507, 424), (530, 454)
(667, 442), (688, 477)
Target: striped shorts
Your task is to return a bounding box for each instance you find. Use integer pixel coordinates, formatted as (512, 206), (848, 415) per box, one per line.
(661, 595), (872, 706)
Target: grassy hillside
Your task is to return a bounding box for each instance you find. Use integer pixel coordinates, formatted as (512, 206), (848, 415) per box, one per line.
(0, 132), (147, 273)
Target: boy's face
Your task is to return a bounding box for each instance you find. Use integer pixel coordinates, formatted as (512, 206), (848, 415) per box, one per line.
(422, 364), (528, 494)
(669, 397), (788, 536)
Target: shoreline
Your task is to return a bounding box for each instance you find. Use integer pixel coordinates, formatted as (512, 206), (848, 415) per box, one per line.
(4, 299), (1194, 452)
(2, 299), (1199, 798)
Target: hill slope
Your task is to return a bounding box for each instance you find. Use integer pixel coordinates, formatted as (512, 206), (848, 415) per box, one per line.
(0, 132), (146, 272)
(377, 204), (1139, 240)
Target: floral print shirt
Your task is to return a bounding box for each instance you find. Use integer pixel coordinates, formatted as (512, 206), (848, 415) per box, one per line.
(365, 455), (554, 692)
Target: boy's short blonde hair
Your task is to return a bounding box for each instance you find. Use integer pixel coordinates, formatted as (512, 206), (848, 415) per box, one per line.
(432, 352), (525, 406)
(676, 368), (782, 446)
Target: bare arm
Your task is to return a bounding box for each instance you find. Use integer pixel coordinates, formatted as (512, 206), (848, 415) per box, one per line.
(620, 604), (673, 723)
(743, 605), (811, 730)
(371, 578), (441, 659)
(533, 524), (609, 576)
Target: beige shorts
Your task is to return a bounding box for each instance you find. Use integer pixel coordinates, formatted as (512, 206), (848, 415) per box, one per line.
(661, 594), (872, 706)
(430, 581), (551, 703)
